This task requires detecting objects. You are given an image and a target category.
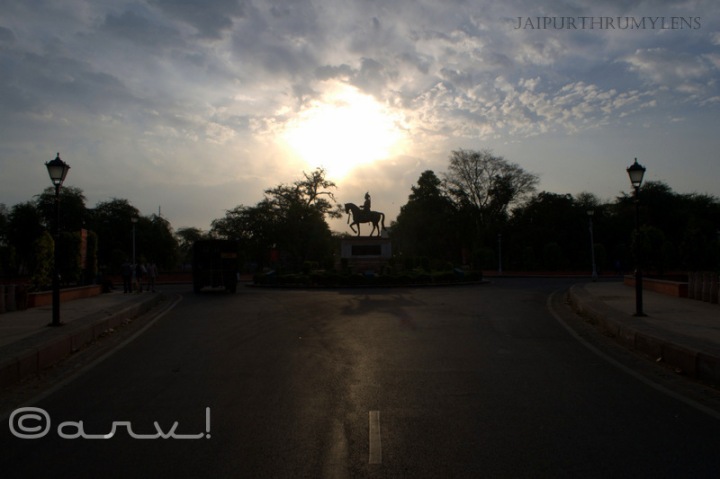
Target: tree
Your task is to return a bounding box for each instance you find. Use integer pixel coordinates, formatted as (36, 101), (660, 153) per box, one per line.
(140, 214), (179, 270)
(211, 202), (278, 270)
(211, 168), (339, 271)
(7, 202), (45, 275)
(84, 230), (99, 283)
(0, 204), (11, 277)
(263, 168), (343, 220)
(31, 231), (54, 289)
(444, 149), (538, 222)
(176, 227), (206, 249)
(508, 192), (580, 270)
(176, 227), (207, 265)
(87, 198), (140, 273)
(36, 186), (88, 233)
(56, 231), (82, 285)
(444, 149), (538, 260)
(611, 181), (720, 271)
(391, 170), (459, 267)
(0, 203), (8, 246)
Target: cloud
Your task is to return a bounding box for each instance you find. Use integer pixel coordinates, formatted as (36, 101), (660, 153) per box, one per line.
(623, 48), (714, 85)
(0, 25), (15, 45)
(0, 0), (719, 229)
(103, 9), (183, 49)
(149, 0), (246, 39)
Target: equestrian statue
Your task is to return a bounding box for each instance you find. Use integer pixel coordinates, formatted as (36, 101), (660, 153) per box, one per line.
(344, 192), (386, 237)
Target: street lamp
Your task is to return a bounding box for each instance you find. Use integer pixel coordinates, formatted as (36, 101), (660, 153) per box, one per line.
(587, 210), (598, 282)
(627, 158), (646, 316)
(45, 153), (70, 327)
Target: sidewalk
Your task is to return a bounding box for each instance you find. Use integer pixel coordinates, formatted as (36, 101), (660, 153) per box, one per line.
(568, 280), (720, 384)
(0, 290), (168, 389)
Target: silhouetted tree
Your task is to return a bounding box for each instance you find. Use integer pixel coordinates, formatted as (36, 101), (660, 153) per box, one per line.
(7, 202), (45, 275)
(211, 168), (339, 271)
(0, 203), (8, 246)
(135, 214), (179, 270)
(31, 231), (54, 289)
(87, 198), (140, 272)
(176, 227), (207, 265)
(36, 186), (88, 233)
(507, 192), (580, 270)
(444, 149), (538, 258)
(0, 204), (11, 276)
(391, 170), (459, 268)
(444, 149), (538, 223)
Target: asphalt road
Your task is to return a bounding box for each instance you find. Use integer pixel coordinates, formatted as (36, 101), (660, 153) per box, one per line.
(2, 278), (720, 478)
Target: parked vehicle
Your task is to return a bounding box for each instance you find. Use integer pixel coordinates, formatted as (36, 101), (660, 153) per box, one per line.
(192, 240), (240, 293)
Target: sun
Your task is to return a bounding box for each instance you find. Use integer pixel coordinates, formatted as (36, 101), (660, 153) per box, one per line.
(281, 82), (406, 179)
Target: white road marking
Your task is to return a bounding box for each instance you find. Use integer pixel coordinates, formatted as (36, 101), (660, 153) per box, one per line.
(369, 410), (382, 464)
(548, 290), (720, 421)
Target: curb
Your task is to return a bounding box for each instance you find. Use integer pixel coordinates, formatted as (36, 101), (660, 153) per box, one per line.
(0, 294), (166, 389)
(566, 284), (720, 385)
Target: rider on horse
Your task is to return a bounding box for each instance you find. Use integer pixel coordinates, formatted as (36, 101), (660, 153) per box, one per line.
(345, 192), (385, 237)
(362, 192), (371, 213)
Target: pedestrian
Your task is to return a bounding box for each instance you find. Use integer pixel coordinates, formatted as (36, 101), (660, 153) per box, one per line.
(146, 261), (158, 292)
(121, 260), (133, 293)
(135, 262), (146, 293)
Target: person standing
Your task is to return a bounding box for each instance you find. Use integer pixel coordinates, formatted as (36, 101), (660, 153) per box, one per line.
(121, 260), (133, 294)
(135, 262), (146, 293)
(146, 261), (158, 292)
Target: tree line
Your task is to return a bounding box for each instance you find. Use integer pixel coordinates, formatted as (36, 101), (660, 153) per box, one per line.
(391, 150), (720, 274)
(0, 188), (179, 289)
(1, 149), (718, 290)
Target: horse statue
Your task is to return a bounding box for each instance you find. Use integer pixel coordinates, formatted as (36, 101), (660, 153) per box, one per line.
(344, 203), (386, 237)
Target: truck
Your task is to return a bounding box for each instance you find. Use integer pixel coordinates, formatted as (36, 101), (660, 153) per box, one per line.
(192, 239), (240, 293)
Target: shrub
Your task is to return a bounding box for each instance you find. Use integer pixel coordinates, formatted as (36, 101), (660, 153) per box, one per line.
(31, 231), (54, 290)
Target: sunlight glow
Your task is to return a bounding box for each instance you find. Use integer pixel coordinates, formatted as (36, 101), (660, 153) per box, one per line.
(281, 82), (406, 179)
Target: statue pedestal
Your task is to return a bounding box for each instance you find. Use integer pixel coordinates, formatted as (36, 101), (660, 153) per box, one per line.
(340, 237), (392, 273)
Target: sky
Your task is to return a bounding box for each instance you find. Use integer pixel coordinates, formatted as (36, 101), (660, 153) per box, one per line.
(1, 0), (719, 233)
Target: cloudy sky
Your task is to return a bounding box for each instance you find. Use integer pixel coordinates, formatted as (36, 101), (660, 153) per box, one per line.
(1, 0), (718, 233)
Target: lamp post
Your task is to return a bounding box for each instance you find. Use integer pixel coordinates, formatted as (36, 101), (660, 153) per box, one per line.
(587, 210), (598, 282)
(45, 153), (70, 327)
(627, 158), (647, 317)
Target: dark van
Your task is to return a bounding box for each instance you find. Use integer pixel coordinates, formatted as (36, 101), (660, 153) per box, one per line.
(192, 239), (240, 293)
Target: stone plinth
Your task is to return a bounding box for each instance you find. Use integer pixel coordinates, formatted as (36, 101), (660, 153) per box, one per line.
(340, 237), (392, 273)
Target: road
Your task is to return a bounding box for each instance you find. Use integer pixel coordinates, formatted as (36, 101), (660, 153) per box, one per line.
(2, 278), (720, 478)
